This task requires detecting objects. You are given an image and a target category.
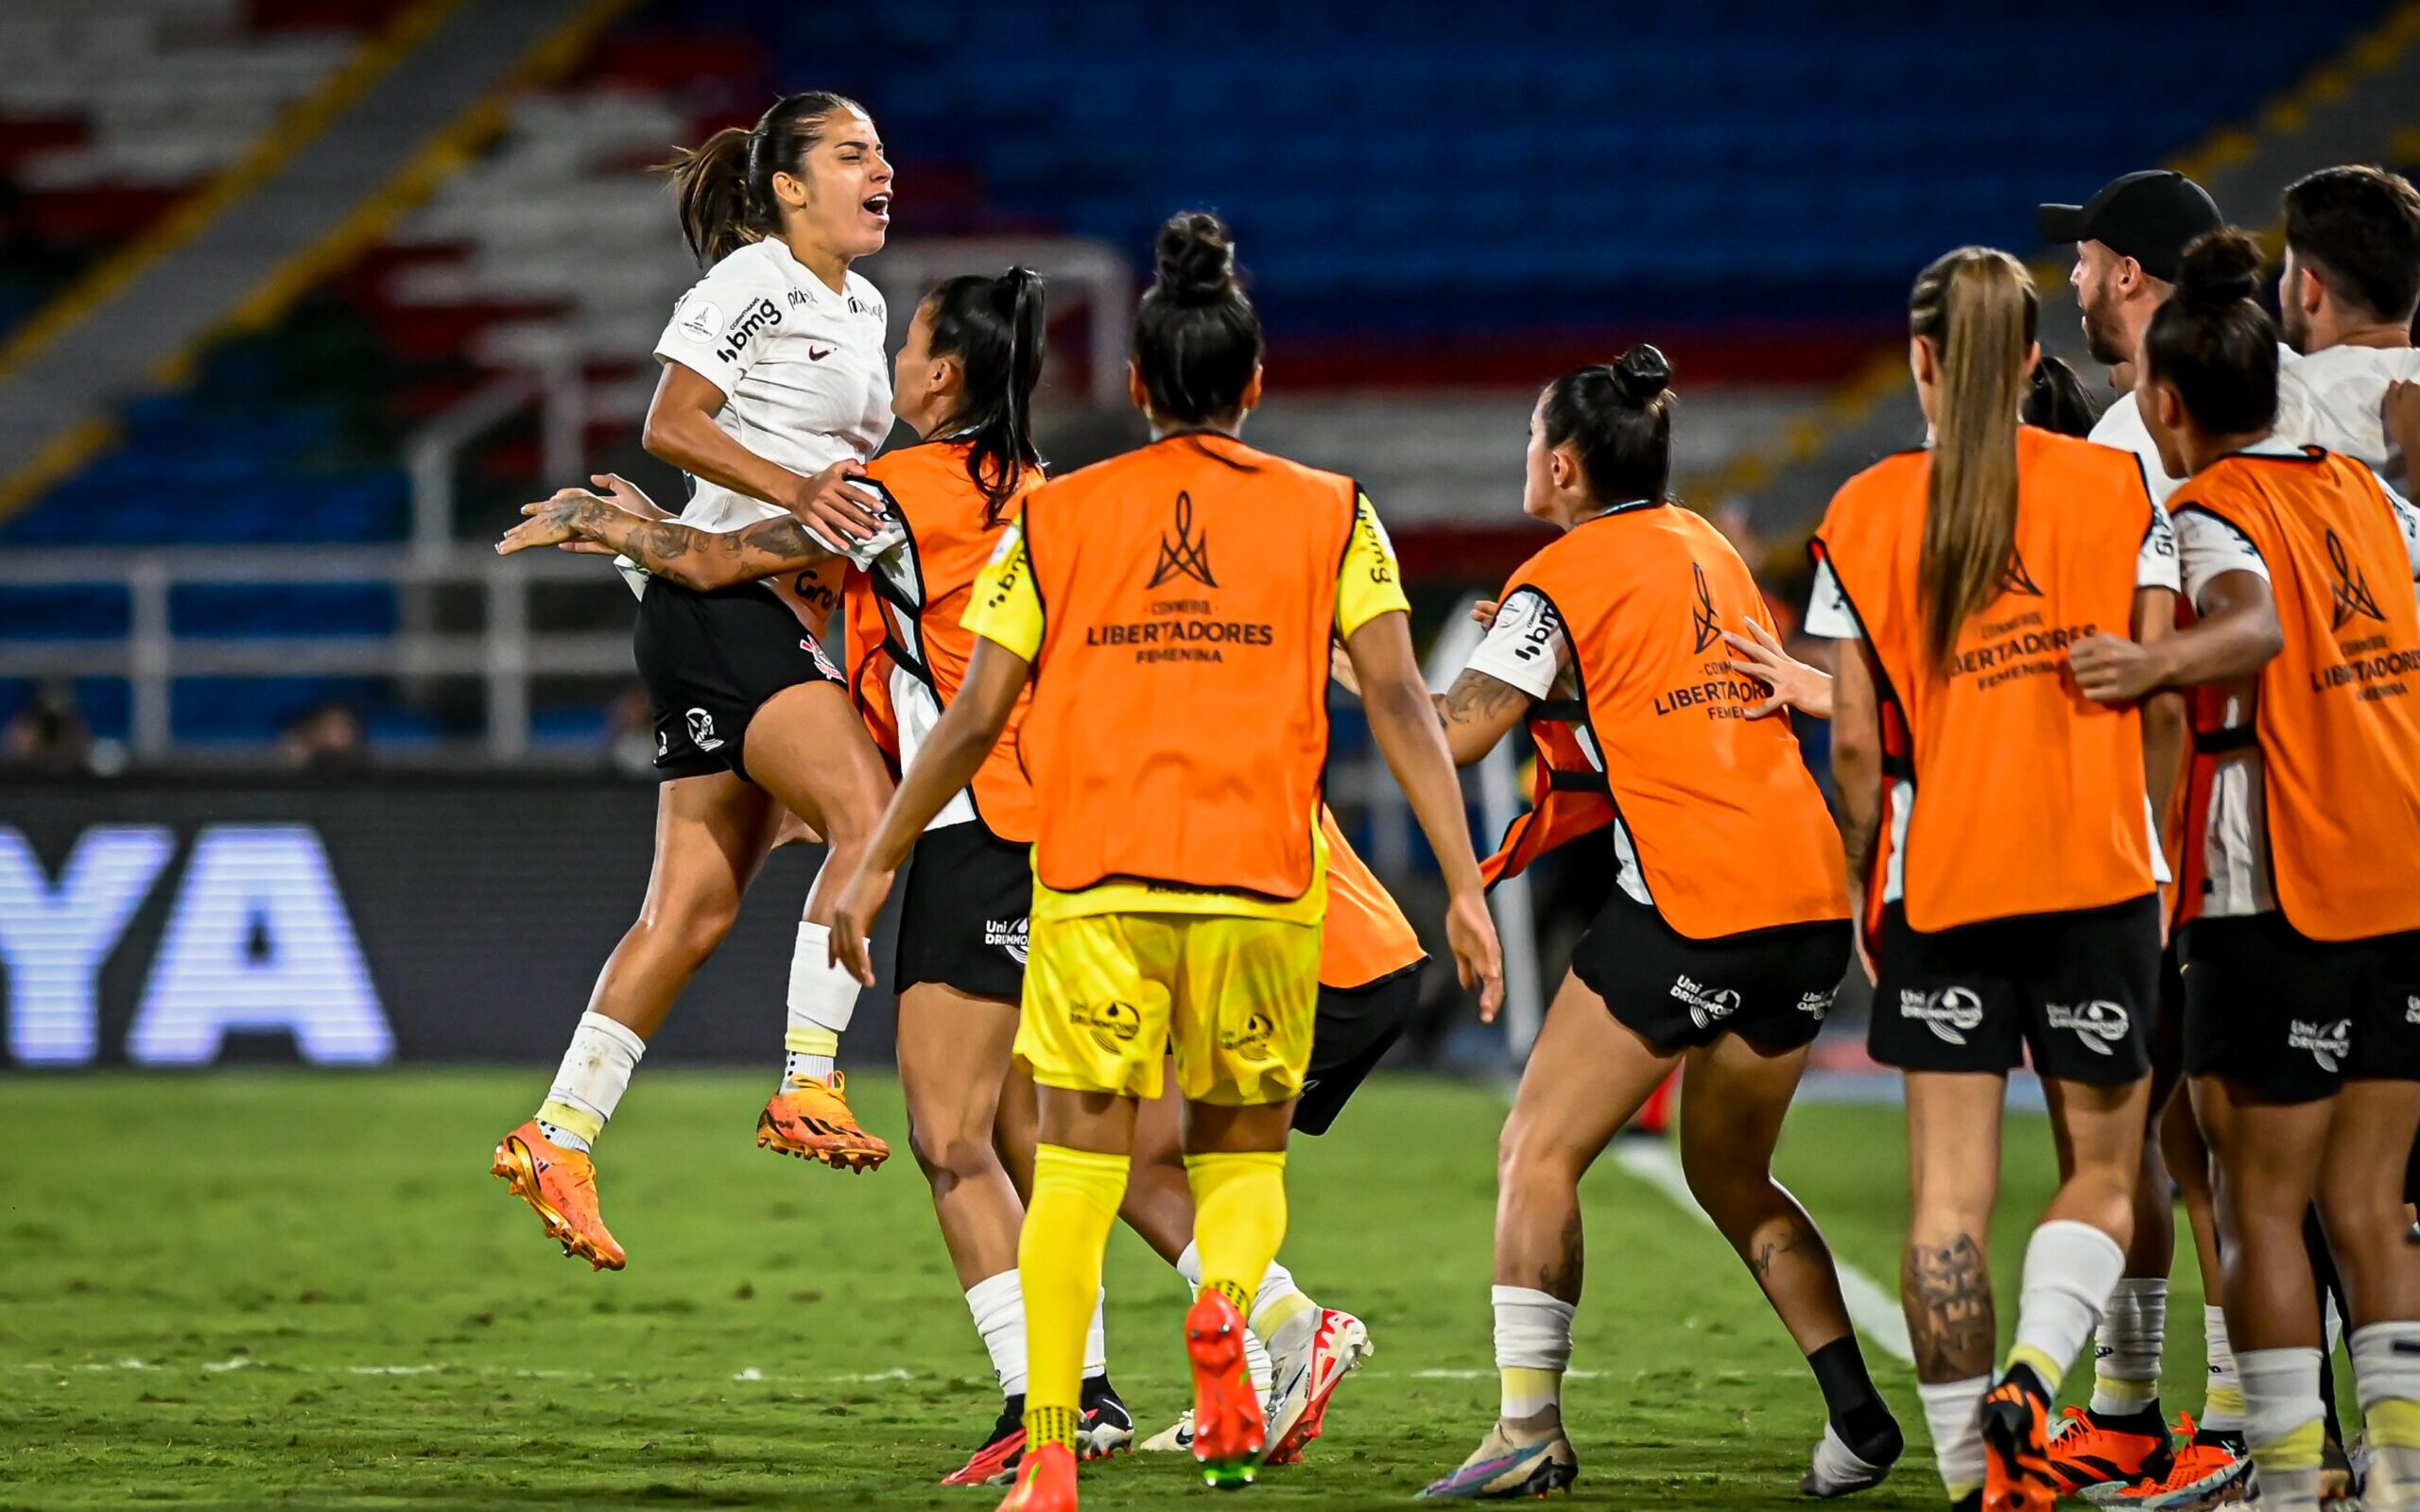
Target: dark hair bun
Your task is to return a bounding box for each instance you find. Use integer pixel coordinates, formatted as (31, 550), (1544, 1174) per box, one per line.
(1152, 210), (1240, 307)
(2174, 228), (2262, 310)
(1612, 343), (1672, 404)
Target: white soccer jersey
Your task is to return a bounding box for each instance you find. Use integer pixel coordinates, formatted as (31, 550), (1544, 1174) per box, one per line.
(630, 238), (895, 622)
(2273, 343), (2419, 483)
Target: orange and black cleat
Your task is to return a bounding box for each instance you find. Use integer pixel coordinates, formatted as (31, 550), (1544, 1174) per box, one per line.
(490, 1120), (626, 1271)
(757, 1070), (890, 1173)
(1979, 1371), (2061, 1512)
(1185, 1290), (1267, 1489)
(994, 1439), (1077, 1512)
(2045, 1404), (2173, 1497)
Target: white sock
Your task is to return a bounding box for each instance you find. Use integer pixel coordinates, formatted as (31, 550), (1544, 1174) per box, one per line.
(965, 1270), (1028, 1398)
(1494, 1284), (1576, 1419)
(2351, 1322), (2420, 1459)
(1919, 1375), (1989, 1499)
(1176, 1241), (1281, 1394)
(1083, 1288), (1107, 1379)
(1245, 1327), (1273, 1399)
(2238, 1346), (2325, 1510)
(2008, 1219), (2126, 1393)
(2204, 1304), (2246, 1432)
(535, 1012), (646, 1153)
(2090, 1278), (2168, 1418)
(782, 921), (858, 1087)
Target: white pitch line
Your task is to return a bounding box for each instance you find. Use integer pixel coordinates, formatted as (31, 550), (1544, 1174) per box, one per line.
(1612, 1140), (1912, 1366)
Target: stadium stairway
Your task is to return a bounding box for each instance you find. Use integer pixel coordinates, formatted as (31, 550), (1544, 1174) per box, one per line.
(0, 0), (424, 341)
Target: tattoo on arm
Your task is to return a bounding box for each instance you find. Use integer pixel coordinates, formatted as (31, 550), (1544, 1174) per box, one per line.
(1903, 1233), (1995, 1383)
(589, 507), (830, 591)
(1436, 667), (1530, 728)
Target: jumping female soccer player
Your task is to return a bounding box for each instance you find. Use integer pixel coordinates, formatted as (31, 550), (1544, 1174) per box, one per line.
(488, 93), (903, 1270)
(1812, 247), (2186, 1512)
(2066, 230), (2420, 1512)
(1404, 346), (1902, 1502)
(827, 210), (1503, 1512)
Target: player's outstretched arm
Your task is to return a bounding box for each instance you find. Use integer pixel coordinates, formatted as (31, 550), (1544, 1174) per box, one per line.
(497, 489), (834, 590)
(2070, 573), (2282, 700)
(1345, 609), (1506, 1021)
(827, 636), (1029, 985)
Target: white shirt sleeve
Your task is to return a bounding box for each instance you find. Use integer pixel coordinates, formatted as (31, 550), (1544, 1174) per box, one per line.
(2137, 502), (2180, 593)
(1803, 558), (1860, 640)
(1461, 587), (1567, 699)
(2173, 507), (2269, 608)
(653, 247), (785, 399)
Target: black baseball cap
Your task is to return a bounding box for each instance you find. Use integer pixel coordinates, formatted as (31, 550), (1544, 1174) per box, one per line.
(2037, 170), (2224, 283)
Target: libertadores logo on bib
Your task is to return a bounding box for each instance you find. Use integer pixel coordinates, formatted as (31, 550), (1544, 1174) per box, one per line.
(2328, 528), (2385, 631)
(1669, 972), (1740, 1029)
(2044, 1000), (2130, 1056)
(685, 708), (723, 752)
(984, 918), (1030, 964)
(1901, 986), (1984, 1045)
(1689, 563), (1721, 653)
(2289, 1017), (2351, 1072)
(1149, 490), (1217, 589)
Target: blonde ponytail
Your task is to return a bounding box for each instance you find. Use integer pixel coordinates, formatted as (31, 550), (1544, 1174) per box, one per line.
(1909, 247), (2038, 672)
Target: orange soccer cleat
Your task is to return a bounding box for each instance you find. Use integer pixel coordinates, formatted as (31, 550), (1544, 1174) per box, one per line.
(1979, 1373), (2061, 1512)
(1185, 1291), (1267, 1489)
(2109, 1417), (2251, 1509)
(490, 1120), (626, 1271)
(2047, 1405), (2173, 1497)
(756, 1070), (890, 1173)
(994, 1439), (1077, 1512)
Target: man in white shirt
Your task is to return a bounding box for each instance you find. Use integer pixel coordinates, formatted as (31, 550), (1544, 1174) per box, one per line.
(2037, 170), (2225, 504)
(2272, 164), (2420, 486)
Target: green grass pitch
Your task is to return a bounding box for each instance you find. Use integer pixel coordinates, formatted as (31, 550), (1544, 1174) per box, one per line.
(0, 1071), (2218, 1509)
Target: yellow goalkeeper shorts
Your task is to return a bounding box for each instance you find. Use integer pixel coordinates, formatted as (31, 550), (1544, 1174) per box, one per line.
(1014, 910), (1320, 1106)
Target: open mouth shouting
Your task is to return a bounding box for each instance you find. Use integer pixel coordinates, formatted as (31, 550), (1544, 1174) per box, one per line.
(862, 191), (892, 227)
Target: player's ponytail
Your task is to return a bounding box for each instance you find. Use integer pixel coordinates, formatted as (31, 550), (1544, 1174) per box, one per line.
(662, 92), (866, 266)
(1133, 210), (1263, 427)
(2142, 228), (2278, 437)
(1540, 343), (1676, 508)
(924, 267), (1049, 524)
(1910, 247), (2036, 674)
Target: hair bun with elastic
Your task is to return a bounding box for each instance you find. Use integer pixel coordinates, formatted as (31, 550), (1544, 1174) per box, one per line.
(1612, 343), (1672, 404)
(1152, 210), (1240, 307)
(2174, 228), (2262, 310)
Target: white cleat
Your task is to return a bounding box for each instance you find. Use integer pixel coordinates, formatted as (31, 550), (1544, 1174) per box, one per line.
(1141, 1409), (1195, 1453)
(1262, 1307), (1374, 1465)
(1802, 1421), (1897, 1497)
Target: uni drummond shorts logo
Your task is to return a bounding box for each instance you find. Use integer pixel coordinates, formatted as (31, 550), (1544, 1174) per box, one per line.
(983, 918), (1030, 964)
(2406, 994), (2419, 1025)
(1669, 972), (1740, 1029)
(2044, 1000), (2131, 1056)
(1219, 1012), (1275, 1057)
(1796, 988), (1836, 1019)
(2289, 1017), (2352, 1073)
(1069, 1000), (1141, 1049)
(1901, 986), (1985, 1045)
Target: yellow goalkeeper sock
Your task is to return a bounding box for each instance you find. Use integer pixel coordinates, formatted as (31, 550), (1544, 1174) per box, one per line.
(1020, 1143), (1129, 1450)
(1185, 1149), (1288, 1314)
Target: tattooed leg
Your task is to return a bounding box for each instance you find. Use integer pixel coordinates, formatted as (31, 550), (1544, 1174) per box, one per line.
(1903, 1072), (2009, 1382)
(1679, 1035), (1863, 1355)
(1493, 971), (1682, 1301)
